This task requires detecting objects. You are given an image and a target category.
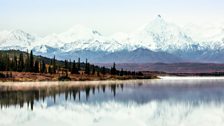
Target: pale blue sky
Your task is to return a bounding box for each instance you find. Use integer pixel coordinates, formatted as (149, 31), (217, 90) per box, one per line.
(0, 0), (223, 36)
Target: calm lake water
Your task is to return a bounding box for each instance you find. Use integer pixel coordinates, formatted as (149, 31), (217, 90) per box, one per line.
(1, 77), (224, 126)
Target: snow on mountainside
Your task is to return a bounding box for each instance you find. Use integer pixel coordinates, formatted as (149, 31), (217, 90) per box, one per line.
(33, 25), (124, 53)
(0, 15), (224, 62)
(135, 15), (195, 52)
(113, 15), (204, 53)
(0, 30), (39, 50)
(183, 24), (224, 50)
(183, 23), (224, 42)
(0, 16), (223, 53)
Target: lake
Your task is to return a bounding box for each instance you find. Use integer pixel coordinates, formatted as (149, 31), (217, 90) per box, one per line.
(1, 77), (224, 126)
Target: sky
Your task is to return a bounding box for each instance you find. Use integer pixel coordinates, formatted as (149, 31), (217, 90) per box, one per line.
(0, 0), (224, 36)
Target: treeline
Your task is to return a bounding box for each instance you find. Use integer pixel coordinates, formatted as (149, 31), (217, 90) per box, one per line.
(0, 50), (42, 72)
(0, 50), (143, 78)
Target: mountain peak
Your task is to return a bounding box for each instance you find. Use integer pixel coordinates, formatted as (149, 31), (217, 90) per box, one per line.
(142, 15), (167, 33)
(92, 30), (102, 36)
(153, 14), (165, 23)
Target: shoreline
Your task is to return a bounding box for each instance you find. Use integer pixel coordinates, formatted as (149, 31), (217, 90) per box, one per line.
(3, 75), (224, 91)
(0, 79), (158, 91)
(0, 72), (157, 82)
(159, 76), (224, 80)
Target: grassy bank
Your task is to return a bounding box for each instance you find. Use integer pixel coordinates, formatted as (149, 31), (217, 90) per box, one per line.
(0, 72), (158, 82)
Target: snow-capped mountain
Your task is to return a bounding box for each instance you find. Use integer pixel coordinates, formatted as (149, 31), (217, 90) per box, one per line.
(136, 16), (195, 52)
(0, 15), (224, 63)
(33, 25), (125, 53)
(183, 24), (224, 50)
(0, 29), (39, 51)
(113, 15), (205, 53)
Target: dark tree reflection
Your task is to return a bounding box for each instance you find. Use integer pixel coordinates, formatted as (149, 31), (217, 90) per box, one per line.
(102, 85), (106, 93)
(53, 94), (56, 104)
(111, 84), (116, 97)
(92, 87), (95, 95)
(30, 99), (34, 110)
(0, 83), (124, 110)
(78, 90), (81, 101)
(65, 91), (68, 101)
(85, 87), (91, 100)
(72, 90), (77, 101)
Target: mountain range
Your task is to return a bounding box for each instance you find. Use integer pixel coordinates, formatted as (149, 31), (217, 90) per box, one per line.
(0, 15), (224, 63)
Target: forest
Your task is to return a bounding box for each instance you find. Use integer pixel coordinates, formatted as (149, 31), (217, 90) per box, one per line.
(0, 50), (147, 81)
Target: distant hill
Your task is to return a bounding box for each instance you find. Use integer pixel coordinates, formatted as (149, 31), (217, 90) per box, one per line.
(46, 48), (182, 63)
(97, 63), (224, 73)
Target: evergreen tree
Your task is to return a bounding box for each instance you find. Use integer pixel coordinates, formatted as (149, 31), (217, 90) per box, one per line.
(71, 60), (79, 74)
(53, 55), (56, 74)
(18, 53), (24, 72)
(41, 61), (46, 73)
(13, 55), (18, 71)
(0, 54), (5, 71)
(92, 65), (95, 75)
(71, 60), (76, 74)
(30, 50), (34, 72)
(102, 66), (106, 75)
(5, 54), (10, 71)
(85, 59), (90, 75)
(120, 68), (124, 76)
(111, 62), (117, 75)
(34, 60), (39, 73)
(69, 59), (72, 72)
(25, 50), (30, 72)
(77, 58), (80, 71)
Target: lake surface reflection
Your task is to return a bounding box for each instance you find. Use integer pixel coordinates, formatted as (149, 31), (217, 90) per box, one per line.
(1, 77), (224, 126)
(1, 78), (224, 110)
